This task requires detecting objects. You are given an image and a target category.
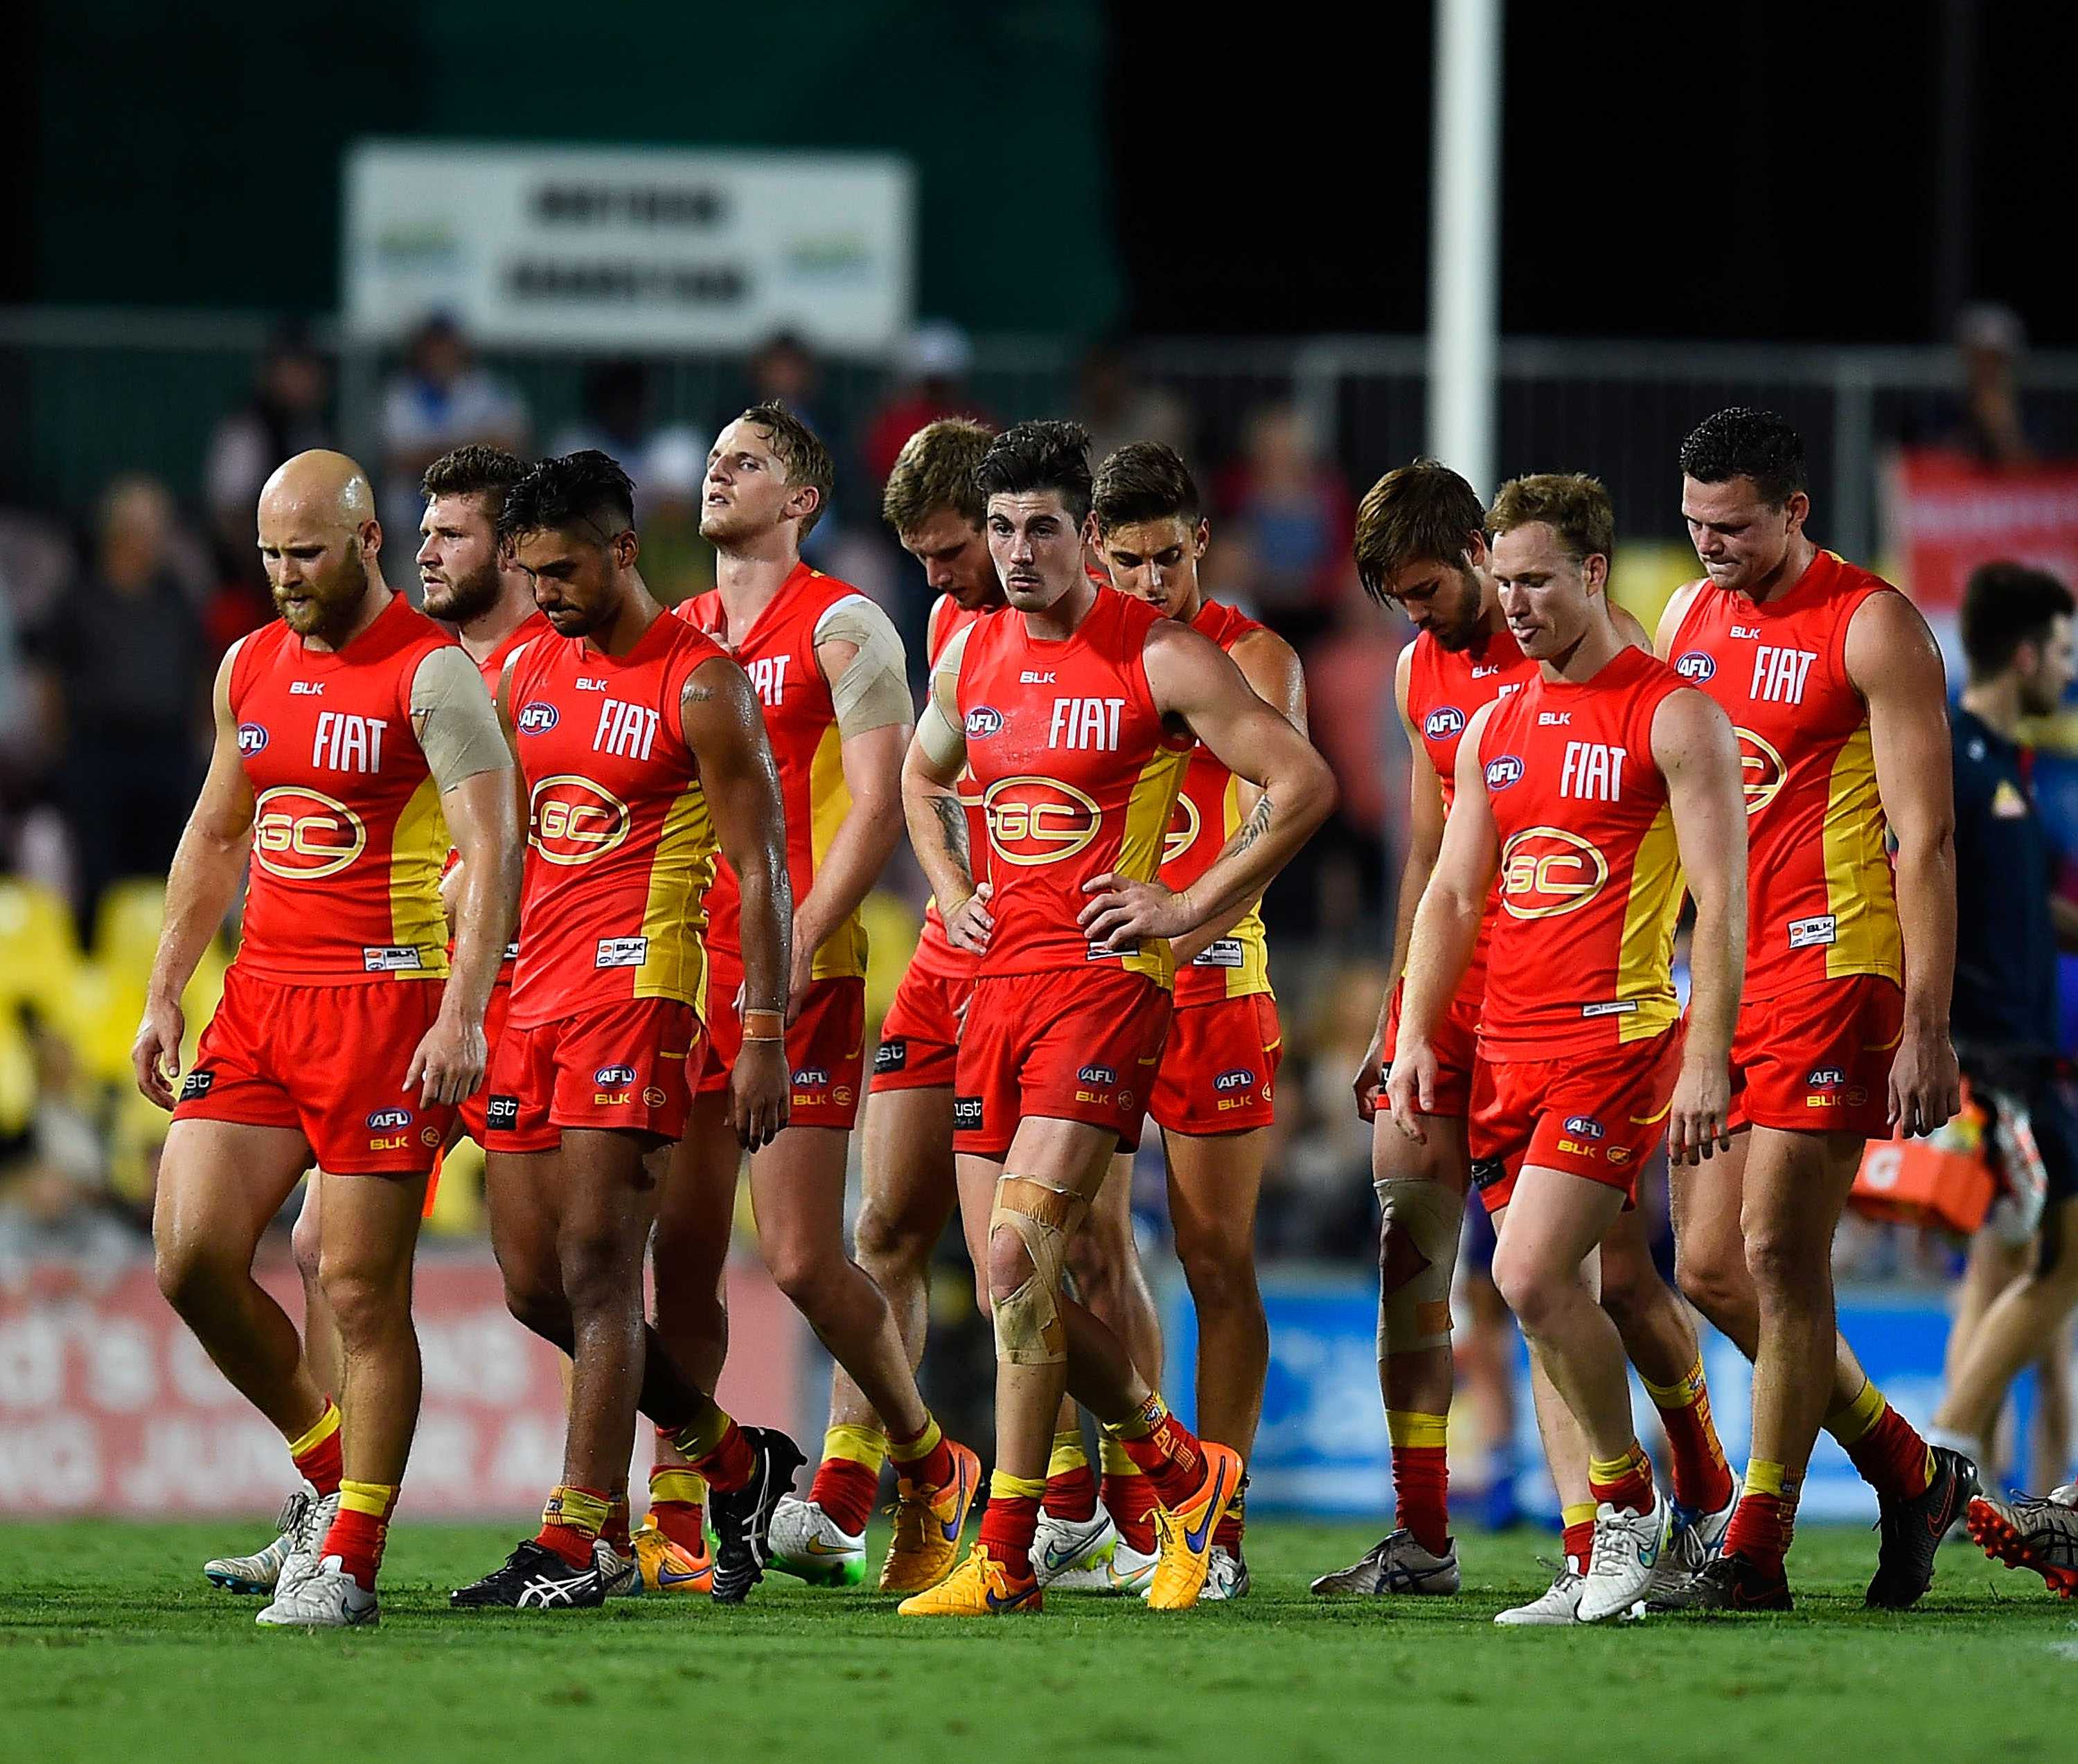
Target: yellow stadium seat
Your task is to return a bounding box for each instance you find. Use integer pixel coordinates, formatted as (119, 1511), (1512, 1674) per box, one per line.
(0, 1008), (35, 1138)
(0, 876), (84, 1018)
(861, 888), (923, 1030)
(93, 878), (170, 977)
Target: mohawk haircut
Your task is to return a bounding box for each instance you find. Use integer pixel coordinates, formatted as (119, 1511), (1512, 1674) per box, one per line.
(1352, 458), (1488, 605)
(420, 444), (529, 519)
(974, 419), (1094, 525)
(1092, 442), (1201, 533)
(738, 399), (835, 540)
(497, 449), (637, 546)
(1678, 407), (1808, 508)
(1486, 472), (1616, 566)
(881, 418), (995, 535)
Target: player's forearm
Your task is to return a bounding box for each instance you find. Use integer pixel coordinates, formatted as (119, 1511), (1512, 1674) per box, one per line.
(1383, 830), (1440, 992)
(903, 765), (974, 911)
(443, 839), (520, 1026)
(1396, 886), (1482, 1047)
(1175, 759), (1335, 935)
(1895, 826), (1959, 1030)
(1170, 894), (1256, 968)
(148, 819), (248, 1006)
(792, 802), (902, 956)
(734, 856), (793, 1014)
(1682, 889), (1744, 1069)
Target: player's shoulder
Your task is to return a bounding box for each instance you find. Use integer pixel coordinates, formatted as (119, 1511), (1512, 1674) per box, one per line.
(795, 563), (868, 623)
(1658, 576), (1714, 645)
(387, 596), (464, 659)
(660, 609), (733, 671)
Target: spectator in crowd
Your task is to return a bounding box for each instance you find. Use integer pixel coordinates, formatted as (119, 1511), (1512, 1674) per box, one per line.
(1267, 957), (1391, 1258)
(39, 476), (207, 928)
(1074, 337), (1191, 467)
(747, 331), (843, 559)
(1928, 561), (2078, 1483)
(204, 323), (333, 582)
(635, 426), (718, 605)
(1298, 574), (1406, 933)
(859, 320), (991, 492)
(1214, 402), (1356, 649)
(0, 1005), (134, 1269)
(1948, 303), (2037, 467)
(378, 314), (529, 549)
(547, 357), (655, 475)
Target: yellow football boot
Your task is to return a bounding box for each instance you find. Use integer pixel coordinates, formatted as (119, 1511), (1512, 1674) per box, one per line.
(632, 1521), (713, 1594)
(896, 1542), (1041, 1616)
(880, 1441), (982, 1593)
(1147, 1443), (1242, 1611)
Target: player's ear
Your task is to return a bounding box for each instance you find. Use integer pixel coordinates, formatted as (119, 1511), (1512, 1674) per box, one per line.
(1192, 518), (1210, 558)
(1783, 490), (1811, 537)
(614, 526), (639, 570)
(359, 517), (383, 562)
(788, 481), (822, 527)
(1583, 551), (1610, 594)
(1081, 510), (1101, 551)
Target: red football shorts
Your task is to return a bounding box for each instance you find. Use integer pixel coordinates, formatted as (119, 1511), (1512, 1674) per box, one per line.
(700, 948), (865, 1130)
(870, 961), (973, 1094)
(954, 968), (1173, 1159)
(454, 977), (517, 1148)
(1379, 975), (1481, 1119)
(172, 967), (452, 1174)
(1467, 1026), (1682, 1215)
(1148, 992), (1281, 1134)
(483, 997), (703, 1154)
(1725, 974), (1903, 1139)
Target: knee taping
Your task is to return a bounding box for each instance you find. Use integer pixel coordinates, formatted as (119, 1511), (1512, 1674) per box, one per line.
(989, 1173), (1087, 1366)
(1374, 1177), (1464, 1355)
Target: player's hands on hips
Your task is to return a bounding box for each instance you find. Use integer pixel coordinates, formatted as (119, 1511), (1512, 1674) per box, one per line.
(1667, 1054), (1733, 1165)
(731, 1040), (790, 1150)
(1889, 1021), (1963, 1138)
(1384, 1042), (1439, 1143)
(943, 882), (993, 955)
(132, 995), (186, 1110)
(1353, 1028), (1389, 1123)
(1078, 873), (1189, 952)
(405, 1007), (488, 1109)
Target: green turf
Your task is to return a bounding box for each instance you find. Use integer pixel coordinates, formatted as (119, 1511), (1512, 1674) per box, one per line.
(3, 1520), (2072, 1763)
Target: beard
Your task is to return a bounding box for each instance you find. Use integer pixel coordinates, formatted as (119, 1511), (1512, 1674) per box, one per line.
(273, 540), (366, 641)
(423, 560), (504, 625)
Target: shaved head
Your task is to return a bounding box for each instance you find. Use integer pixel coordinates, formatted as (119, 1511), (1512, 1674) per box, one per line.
(258, 449), (387, 646)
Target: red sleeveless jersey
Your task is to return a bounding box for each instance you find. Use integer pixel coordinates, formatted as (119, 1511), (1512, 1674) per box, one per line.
(1164, 598), (1275, 1006)
(957, 588), (1193, 985)
(505, 613), (727, 1030)
(1667, 549), (1902, 1000)
(908, 594), (993, 984)
(443, 609), (551, 974)
(1403, 623), (1538, 1006)
(229, 594), (461, 986)
(1475, 645), (1689, 1058)
(678, 562), (871, 978)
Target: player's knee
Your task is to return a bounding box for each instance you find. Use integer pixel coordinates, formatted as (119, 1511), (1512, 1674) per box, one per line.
(290, 1205), (321, 1289)
(1175, 1229), (1259, 1317)
(501, 1274), (568, 1344)
(316, 1256), (405, 1347)
(558, 1226), (639, 1316)
(1673, 1236), (1749, 1328)
(1490, 1243), (1562, 1333)
(1740, 1216), (1824, 1301)
(852, 1195), (932, 1283)
(1597, 1253), (1658, 1334)
(154, 1233), (231, 1316)
(763, 1236), (842, 1310)
(986, 1222), (1039, 1310)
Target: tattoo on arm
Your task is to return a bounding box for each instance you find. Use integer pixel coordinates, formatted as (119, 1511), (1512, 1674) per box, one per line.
(1229, 792), (1274, 856)
(930, 793), (972, 884)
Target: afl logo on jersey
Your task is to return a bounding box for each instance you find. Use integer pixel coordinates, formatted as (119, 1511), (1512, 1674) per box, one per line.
(1484, 755), (1525, 791)
(1733, 727), (1788, 814)
(594, 1065), (637, 1087)
(530, 775), (632, 865)
(1424, 706), (1466, 740)
(1499, 826), (1610, 920)
(985, 776), (1101, 866)
(517, 702), (560, 735)
(365, 1107), (412, 1130)
(966, 706), (1004, 738)
(253, 785), (368, 879)
(237, 722), (269, 755)
(1162, 791), (1203, 864)
(1674, 651), (1717, 682)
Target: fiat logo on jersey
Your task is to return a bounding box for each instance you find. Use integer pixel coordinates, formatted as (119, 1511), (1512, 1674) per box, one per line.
(1424, 706), (1466, 740)
(984, 776), (1101, 866)
(1733, 727), (1788, 814)
(1674, 651), (1717, 682)
(1499, 826), (1610, 919)
(1162, 792), (1203, 864)
(517, 701), (560, 735)
(529, 774), (632, 866)
(1484, 754), (1525, 791)
(252, 786), (367, 879)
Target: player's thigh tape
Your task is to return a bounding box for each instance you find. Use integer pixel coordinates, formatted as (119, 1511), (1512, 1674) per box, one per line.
(989, 1173), (1088, 1366)
(1373, 1176), (1463, 1354)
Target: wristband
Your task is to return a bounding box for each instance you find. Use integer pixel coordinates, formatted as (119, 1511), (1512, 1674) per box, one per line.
(742, 1008), (785, 1042)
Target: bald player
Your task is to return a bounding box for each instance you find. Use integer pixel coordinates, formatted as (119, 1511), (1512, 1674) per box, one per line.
(141, 451), (522, 1628)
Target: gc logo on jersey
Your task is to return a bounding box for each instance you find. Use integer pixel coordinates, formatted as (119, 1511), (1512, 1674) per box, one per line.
(985, 776), (1101, 866)
(1733, 727), (1788, 814)
(237, 723), (269, 755)
(517, 702), (560, 735)
(1424, 706), (1466, 740)
(253, 786), (368, 879)
(531, 775), (632, 864)
(1674, 651), (1717, 683)
(1484, 755), (1525, 791)
(1162, 792), (1203, 864)
(1499, 826), (1609, 919)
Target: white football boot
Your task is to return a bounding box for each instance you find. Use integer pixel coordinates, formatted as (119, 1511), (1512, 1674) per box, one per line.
(1032, 1503), (1121, 1591)
(1494, 1564), (1586, 1626)
(256, 1554), (378, 1628)
(767, 1496), (867, 1587)
(203, 1483), (314, 1594)
(1578, 1489), (1672, 1623)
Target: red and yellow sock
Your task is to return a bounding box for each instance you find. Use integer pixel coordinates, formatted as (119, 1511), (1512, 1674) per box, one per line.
(1388, 1409), (1451, 1556)
(1045, 1427), (1099, 1523)
(1214, 1482), (1247, 1556)
(1586, 1442), (1655, 1517)
(647, 1461), (709, 1553)
(675, 1402), (754, 1493)
(976, 1470), (1045, 1580)
(1721, 1459), (1797, 1570)
(809, 1424), (886, 1535)
(1100, 1437), (1159, 1555)
(287, 1399), (344, 1499)
(322, 1479), (398, 1590)
(1561, 1502), (1597, 1577)
(1827, 1378), (1934, 1502)
(535, 1484), (612, 1571)
(1105, 1394), (1205, 1513)
(888, 1414), (957, 1493)
(1640, 1353), (1735, 1514)
(603, 1489), (631, 1554)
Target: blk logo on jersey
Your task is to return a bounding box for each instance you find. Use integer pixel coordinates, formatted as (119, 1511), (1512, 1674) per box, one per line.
(253, 786), (367, 878)
(1559, 741), (1626, 803)
(985, 776), (1101, 866)
(237, 722), (269, 755)
(1500, 827), (1609, 920)
(1047, 695), (1126, 751)
(530, 776), (632, 864)
(312, 712), (387, 774)
(517, 702), (560, 734)
(1484, 755), (1525, 791)
(1674, 651), (1717, 682)
(1424, 706), (1466, 740)
(1750, 645), (1816, 706)
(1788, 914), (1838, 950)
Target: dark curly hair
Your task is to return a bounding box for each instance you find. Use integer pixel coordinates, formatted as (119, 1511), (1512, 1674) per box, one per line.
(975, 420), (1094, 525)
(1678, 407), (1807, 508)
(497, 449), (637, 545)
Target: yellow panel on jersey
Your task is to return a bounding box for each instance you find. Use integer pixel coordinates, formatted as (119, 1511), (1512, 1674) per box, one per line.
(1613, 804), (1685, 1045)
(1822, 724), (1904, 985)
(634, 783), (718, 1006)
(1114, 742), (1192, 989)
(387, 774), (452, 980)
(806, 722), (869, 981)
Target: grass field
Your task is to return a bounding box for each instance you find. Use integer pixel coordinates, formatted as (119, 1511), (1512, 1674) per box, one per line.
(4, 1518), (2072, 1763)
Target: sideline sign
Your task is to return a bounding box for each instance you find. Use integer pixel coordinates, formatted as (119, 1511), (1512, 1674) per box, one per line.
(343, 141), (914, 351)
